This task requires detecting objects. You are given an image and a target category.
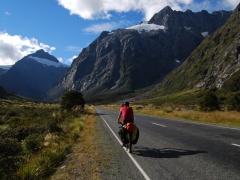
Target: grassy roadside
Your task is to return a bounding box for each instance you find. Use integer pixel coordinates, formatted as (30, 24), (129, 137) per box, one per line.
(0, 100), (106, 179)
(51, 106), (127, 180)
(0, 100), (120, 179)
(51, 106), (102, 180)
(103, 104), (240, 127)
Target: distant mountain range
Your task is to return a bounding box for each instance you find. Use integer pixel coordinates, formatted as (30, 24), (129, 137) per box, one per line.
(45, 6), (232, 102)
(1, 4), (238, 104)
(0, 49), (69, 100)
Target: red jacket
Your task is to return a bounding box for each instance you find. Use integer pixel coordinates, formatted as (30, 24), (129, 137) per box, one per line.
(120, 106), (134, 123)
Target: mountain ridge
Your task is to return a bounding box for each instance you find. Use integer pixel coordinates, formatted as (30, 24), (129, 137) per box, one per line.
(152, 3), (240, 96)
(0, 49), (69, 100)
(46, 6), (232, 102)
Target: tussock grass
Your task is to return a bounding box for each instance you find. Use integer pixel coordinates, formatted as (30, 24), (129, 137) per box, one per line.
(105, 104), (240, 127)
(168, 111), (240, 126)
(0, 99), (92, 179)
(51, 107), (101, 180)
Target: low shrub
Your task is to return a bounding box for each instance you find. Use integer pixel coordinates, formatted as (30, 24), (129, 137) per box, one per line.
(0, 138), (22, 179)
(227, 93), (240, 111)
(46, 118), (63, 133)
(199, 90), (220, 111)
(23, 134), (43, 153)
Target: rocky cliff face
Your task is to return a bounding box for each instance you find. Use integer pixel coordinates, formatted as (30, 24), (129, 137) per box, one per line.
(149, 6), (230, 34)
(46, 7), (232, 102)
(155, 3), (240, 94)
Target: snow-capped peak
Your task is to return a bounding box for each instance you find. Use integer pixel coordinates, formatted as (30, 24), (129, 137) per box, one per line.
(29, 56), (69, 68)
(126, 22), (165, 33)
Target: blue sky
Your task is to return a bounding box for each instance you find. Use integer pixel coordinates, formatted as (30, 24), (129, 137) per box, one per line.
(0, 0), (238, 66)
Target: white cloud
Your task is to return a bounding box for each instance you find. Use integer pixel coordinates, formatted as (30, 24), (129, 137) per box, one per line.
(59, 55), (77, 65)
(65, 45), (82, 52)
(181, 0), (239, 13)
(59, 47), (80, 65)
(83, 22), (119, 34)
(4, 12), (11, 16)
(181, 0), (213, 12)
(57, 0), (238, 21)
(83, 20), (133, 34)
(223, 0), (239, 8)
(0, 32), (55, 65)
(68, 55), (78, 64)
(57, 0), (194, 21)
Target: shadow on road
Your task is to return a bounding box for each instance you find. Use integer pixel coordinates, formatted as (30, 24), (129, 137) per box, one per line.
(133, 146), (207, 158)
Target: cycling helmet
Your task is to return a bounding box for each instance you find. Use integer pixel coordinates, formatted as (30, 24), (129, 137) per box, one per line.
(124, 101), (129, 106)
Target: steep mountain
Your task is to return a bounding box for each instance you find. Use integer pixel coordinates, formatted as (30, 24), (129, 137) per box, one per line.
(0, 49), (69, 100)
(153, 3), (240, 95)
(149, 6), (230, 35)
(46, 7), (232, 102)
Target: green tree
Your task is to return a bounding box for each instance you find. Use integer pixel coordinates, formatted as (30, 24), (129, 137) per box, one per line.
(60, 90), (85, 111)
(199, 90), (220, 111)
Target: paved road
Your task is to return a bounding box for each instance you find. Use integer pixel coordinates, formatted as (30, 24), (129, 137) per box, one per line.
(95, 107), (240, 180)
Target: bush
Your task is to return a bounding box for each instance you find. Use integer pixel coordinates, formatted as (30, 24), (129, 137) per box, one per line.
(23, 134), (43, 153)
(14, 127), (30, 141)
(227, 93), (240, 111)
(199, 90), (220, 111)
(1, 111), (18, 124)
(60, 90), (85, 111)
(0, 138), (22, 178)
(47, 119), (62, 133)
(0, 138), (22, 156)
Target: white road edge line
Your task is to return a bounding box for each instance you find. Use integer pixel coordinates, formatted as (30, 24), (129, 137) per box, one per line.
(98, 113), (151, 180)
(152, 122), (166, 127)
(232, 143), (240, 147)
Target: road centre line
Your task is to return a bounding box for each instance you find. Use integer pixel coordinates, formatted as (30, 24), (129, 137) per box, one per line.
(232, 143), (240, 147)
(152, 122), (166, 127)
(97, 111), (151, 180)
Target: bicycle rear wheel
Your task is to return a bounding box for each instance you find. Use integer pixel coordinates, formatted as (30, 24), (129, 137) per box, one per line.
(128, 133), (132, 153)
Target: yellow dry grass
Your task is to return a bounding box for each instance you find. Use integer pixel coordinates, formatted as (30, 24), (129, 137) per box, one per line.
(104, 105), (240, 127)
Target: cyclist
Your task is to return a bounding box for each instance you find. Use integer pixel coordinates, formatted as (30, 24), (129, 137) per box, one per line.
(117, 101), (134, 146)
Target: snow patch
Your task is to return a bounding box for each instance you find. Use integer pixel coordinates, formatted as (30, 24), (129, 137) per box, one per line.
(105, 42), (109, 48)
(126, 23), (165, 33)
(175, 59), (180, 63)
(185, 27), (191, 30)
(29, 56), (69, 68)
(201, 32), (209, 37)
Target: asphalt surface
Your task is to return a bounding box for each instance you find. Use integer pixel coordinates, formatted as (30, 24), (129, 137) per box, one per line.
(95, 107), (240, 180)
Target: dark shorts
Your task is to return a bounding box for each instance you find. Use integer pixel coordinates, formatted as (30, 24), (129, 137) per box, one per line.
(123, 119), (134, 124)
